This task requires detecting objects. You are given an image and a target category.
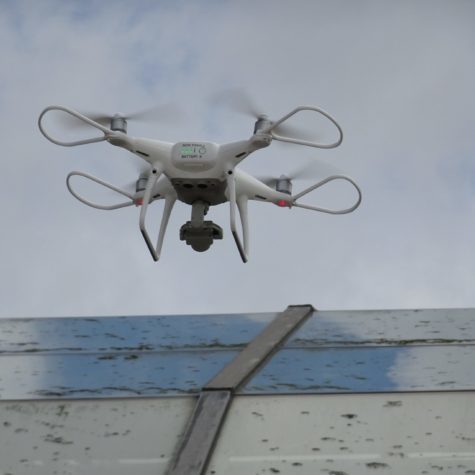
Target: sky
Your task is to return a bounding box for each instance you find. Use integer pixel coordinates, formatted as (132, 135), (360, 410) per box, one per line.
(1, 0), (474, 318)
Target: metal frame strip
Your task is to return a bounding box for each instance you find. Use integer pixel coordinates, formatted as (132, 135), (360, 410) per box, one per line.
(205, 304), (314, 391)
(166, 390), (231, 475)
(166, 305), (314, 475)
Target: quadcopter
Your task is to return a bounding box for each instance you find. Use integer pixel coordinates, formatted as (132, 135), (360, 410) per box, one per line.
(38, 101), (361, 262)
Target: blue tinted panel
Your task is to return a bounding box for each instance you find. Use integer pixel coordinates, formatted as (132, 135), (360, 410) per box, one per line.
(1, 309), (474, 400)
(0, 350), (238, 399)
(0, 313), (276, 354)
(243, 346), (475, 393)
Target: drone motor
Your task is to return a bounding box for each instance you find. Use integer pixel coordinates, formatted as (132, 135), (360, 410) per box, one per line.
(110, 114), (127, 134)
(253, 115), (273, 134)
(135, 173), (149, 193)
(275, 175), (292, 195)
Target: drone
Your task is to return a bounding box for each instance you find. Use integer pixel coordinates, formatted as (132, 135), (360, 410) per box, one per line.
(38, 100), (361, 262)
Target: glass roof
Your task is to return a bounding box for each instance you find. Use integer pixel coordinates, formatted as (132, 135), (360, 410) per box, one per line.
(0, 313), (276, 353)
(286, 309), (475, 346)
(243, 346), (475, 393)
(0, 309), (473, 400)
(243, 308), (475, 394)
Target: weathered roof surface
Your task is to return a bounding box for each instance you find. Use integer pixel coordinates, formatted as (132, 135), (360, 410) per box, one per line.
(0, 308), (474, 399)
(1, 308), (474, 475)
(2, 392), (475, 475)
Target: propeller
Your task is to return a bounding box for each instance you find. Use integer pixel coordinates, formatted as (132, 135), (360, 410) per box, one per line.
(92, 156), (152, 200)
(116, 157), (152, 195)
(210, 87), (264, 119)
(257, 159), (342, 187)
(210, 87), (320, 141)
(59, 103), (184, 130)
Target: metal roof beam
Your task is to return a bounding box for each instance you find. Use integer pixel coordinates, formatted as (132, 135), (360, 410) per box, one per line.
(206, 304), (314, 391)
(166, 305), (314, 475)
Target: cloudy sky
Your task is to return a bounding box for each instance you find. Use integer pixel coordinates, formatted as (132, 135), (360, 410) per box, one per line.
(1, 0), (474, 318)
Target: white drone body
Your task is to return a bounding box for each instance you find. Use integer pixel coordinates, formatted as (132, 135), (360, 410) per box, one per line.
(38, 104), (361, 262)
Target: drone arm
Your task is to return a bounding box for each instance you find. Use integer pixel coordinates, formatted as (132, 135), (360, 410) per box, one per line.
(292, 175), (362, 214)
(227, 172), (249, 262)
(219, 138), (271, 169)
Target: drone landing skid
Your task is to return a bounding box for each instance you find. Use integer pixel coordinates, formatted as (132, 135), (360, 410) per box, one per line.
(65, 171), (361, 263)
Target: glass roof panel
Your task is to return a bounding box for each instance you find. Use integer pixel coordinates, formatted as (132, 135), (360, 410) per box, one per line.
(244, 309), (475, 394)
(0, 350), (239, 399)
(0, 313), (277, 400)
(1, 309), (474, 399)
(286, 309), (475, 347)
(0, 313), (276, 354)
(243, 346), (475, 393)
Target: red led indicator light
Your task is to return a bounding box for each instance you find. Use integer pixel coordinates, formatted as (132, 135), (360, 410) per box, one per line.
(277, 199), (288, 207)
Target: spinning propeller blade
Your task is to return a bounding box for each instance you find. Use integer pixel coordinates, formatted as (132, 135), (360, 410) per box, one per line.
(96, 156), (151, 198)
(271, 122), (321, 142)
(59, 103), (184, 129)
(122, 103), (184, 123)
(119, 158), (151, 194)
(258, 160), (342, 187)
(211, 88), (321, 141)
(210, 88), (265, 119)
